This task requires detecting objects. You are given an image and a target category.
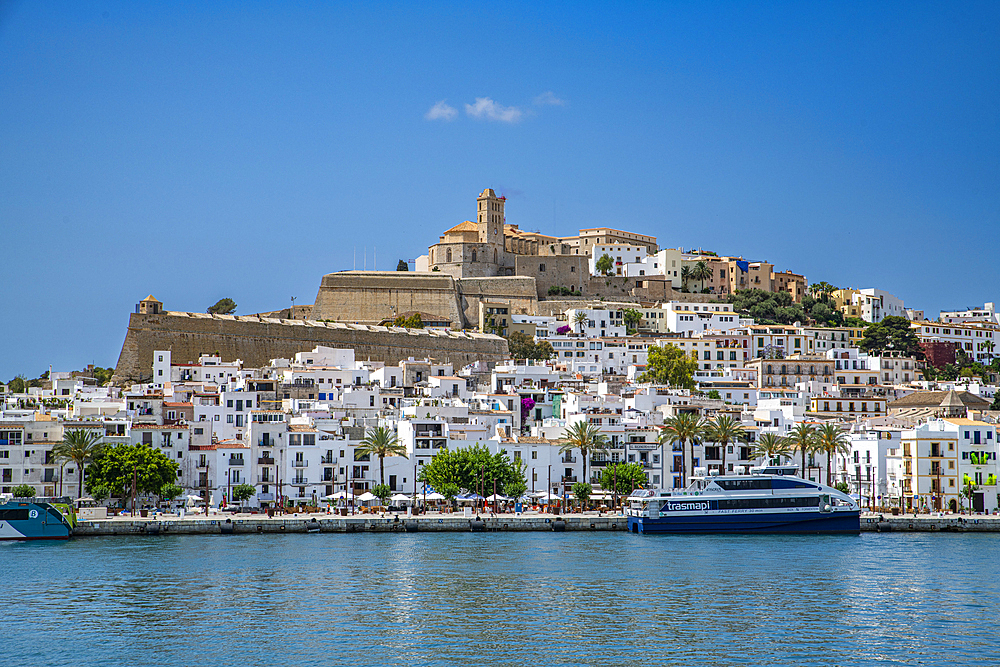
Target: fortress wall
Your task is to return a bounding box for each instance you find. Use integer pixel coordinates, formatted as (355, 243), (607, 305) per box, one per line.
(455, 276), (539, 326)
(310, 271), (464, 326)
(113, 312), (508, 383)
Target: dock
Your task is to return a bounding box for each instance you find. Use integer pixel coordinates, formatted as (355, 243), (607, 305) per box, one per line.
(70, 513), (1000, 536)
(73, 513), (626, 535)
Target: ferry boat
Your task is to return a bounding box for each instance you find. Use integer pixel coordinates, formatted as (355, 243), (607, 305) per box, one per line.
(626, 465), (860, 534)
(0, 498), (74, 540)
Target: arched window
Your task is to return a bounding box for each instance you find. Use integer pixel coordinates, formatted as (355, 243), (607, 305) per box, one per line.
(494, 249), (497, 264)
(446, 248), (452, 263)
(766, 365), (772, 375)
(471, 250), (477, 262)
(780, 365), (787, 375)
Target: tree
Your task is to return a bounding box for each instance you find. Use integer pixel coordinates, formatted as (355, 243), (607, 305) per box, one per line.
(752, 432), (792, 465)
(859, 316), (924, 359)
(786, 423), (817, 479)
(160, 483), (184, 505)
(622, 308), (642, 334)
(92, 367), (114, 386)
(814, 423), (852, 486)
(691, 261), (713, 292)
(7, 375), (27, 394)
(639, 344), (699, 389)
(503, 458), (528, 502)
(356, 426), (408, 486)
(808, 282), (838, 299)
(991, 394), (1000, 411)
(573, 311), (588, 333)
(599, 462), (648, 497)
(680, 265), (692, 292)
(705, 414), (746, 475)
(706, 390), (721, 400)
(12, 484), (35, 498)
(231, 483), (255, 509)
(560, 421), (610, 486)
(392, 313), (424, 328)
(52, 428), (105, 499)
(372, 483), (392, 506)
(420, 445), (523, 497)
(572, 481), (592, 508)
(207, 298), (237, 315)
(506, 331), (554, 360)
(85, 444), (180, 500)
(396, 259), (409, 271)
(658, 413), (708, 487)
(595, 253), (614, 276)
(727, 289), (807, 325)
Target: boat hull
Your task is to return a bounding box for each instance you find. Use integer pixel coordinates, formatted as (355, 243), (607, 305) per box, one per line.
(627, 510), (860, 535)
(0, 502), (73, 541)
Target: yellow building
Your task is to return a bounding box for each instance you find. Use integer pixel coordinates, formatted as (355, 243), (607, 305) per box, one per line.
(809, 396), (887, 419)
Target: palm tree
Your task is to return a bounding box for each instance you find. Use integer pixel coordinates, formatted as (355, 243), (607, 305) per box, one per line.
(815, 423), (851, 487)
(658, 413), (708, 488)
(680, 265), (692, 292)
(572, 311), (588, 334)
(786, 423), (817, 479)
(356, 426), (408, 486)
(692, 261), (713, 292)
(752, 432), (792, 465)
(52, 428), (105, 499)
(560, 421), (609, 485)
(705, 414), (746, 475)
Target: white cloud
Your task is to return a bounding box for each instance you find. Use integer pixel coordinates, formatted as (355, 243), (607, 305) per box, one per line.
(534, 91), (566, 106)
(464, 97), (523, 123)
(425, 100), (458, 121)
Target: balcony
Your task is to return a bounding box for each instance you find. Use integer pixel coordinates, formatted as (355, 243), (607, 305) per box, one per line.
(258, 457), (275, 465)
(321, 456), (337, 464)
(292, 478), (308, 485)
(258, 492), (274, 501)
(561, 455), (578, 464)
(292, 461), (308, 468)
(561, 475), (578, 483)
(228, 457), (245, 466)
(257, 475), (273, 484)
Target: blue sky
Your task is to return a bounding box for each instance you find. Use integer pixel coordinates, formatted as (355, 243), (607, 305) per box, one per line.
(1, 1), (998, 381)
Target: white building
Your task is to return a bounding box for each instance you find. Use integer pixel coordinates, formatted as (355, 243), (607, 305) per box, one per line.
(589, 244), (647, 277)
(940, 302), (1000, 325)
(854, 288), (905, 323)
(662, 302), (744, 336)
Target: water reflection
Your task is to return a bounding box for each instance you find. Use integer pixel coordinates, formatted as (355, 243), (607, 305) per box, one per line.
(5, 533), (1000, 666)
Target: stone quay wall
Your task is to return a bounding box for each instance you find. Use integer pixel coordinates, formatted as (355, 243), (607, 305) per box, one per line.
(112, 311), (508, 383)
(74, 514), (625, 535)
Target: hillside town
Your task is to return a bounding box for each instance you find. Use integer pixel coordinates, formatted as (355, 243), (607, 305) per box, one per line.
(4, 190), (1000, 516)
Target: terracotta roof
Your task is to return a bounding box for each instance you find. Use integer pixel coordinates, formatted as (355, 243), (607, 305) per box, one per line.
(943, 418), (994, 427)
(888, 390), (990, 409)
(288, 424), (318, 432)
(444, 220), (479, 234)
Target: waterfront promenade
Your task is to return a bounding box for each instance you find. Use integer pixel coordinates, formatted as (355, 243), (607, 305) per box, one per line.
(71, 511), (1000, 535)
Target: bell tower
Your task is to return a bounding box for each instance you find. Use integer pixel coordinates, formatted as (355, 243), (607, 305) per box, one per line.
(476, 188), (505, 245)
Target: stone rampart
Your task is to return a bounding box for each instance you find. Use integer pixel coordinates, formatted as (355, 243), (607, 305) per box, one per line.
(310, 271), (465, 326)
(455, 276), (538, 325)
(112, 311), (507, 383)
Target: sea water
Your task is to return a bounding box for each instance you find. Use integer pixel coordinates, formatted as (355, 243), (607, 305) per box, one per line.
(5, 532), (999, 666)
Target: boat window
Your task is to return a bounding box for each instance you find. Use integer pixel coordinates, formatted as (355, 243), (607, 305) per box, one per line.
(48, 508), (65, 524)
(716, 479), (772, 490)
(0, 508), (30, 521)
(771, 478), (816, 489)
(718, 496), (820, 510)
